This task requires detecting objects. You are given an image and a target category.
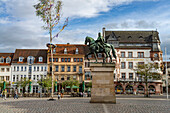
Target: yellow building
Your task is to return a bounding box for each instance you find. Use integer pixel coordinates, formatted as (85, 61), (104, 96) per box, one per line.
(47, 43), (86, 92)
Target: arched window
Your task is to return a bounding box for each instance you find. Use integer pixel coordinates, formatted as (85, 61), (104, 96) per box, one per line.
(39, 56), (43, 62)
(6, 57), (11, 63)
(27, 56), (34, 64)
(0, 57), (4, 63)
(125, 85), (133, 94)
(137, 85), (145, 93)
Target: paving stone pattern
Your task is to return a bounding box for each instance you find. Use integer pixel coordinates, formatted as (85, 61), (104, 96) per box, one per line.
(0, 98), (170, 113)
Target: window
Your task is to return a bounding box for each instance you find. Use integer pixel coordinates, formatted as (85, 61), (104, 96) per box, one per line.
(73, 75), (76, 80)
(121, 52), (125, 58)
(67, 75), (70, 80)
(16, 75), (19, 81)
(138, 52), (144, 58)
(128, 62), (133, 69)
(0, 57), (4, 63)
(29, 65), (32, 73)
(98, 53), (102, 58)
(21, 66), (23, 71)
(61, 58), (64, 62)
(68, 58), (70, 62)
(19, 57), (24, 62)
(85, 62), (90, 67)
(61, 66), (65, 72)
(13, 75), (15, 82)
(75, 48), (79, 54)
(154, 53), (158, 57)
(33, 75), (36, 80)
(80, 58), (83, 62)
(37, 75), (39, 80)
(17, 66), (19, 71)
(88, 55), (92, 58)
(53, 49), (56, 53)
(21, 75), (23, 80)
(14, 66), (16, 71)
(49, 58), (52, 62)
(28, 75), (31, 79)
(64, 48), (67, 54)
(39, 57), (43, 62)
(25, 66), (27, 71)
(45, 66), (47, 71)
(27, 56), (34, 64)
(73, 66), (76, 72)
(129, 73), (133, 79)
(1, 68), (5, 72)
(6, 57), (11, 63)
(79, 66), (82, 73)
(67, 66), (70, 72)
(74, 58), (76, 62)
(61, 75), (64, 80)
(6, 76), (9, 81)
(24, 75), (26, 78)
(55, 58), (58, 62)
(41, 66), (43, 71)
(55, 66), (58, 72)
(77, 58), (79, 62)
(6, 68), (10, 72)
(128, 52), (132, 58)
(65, 58), (67, 62)
(122, 73), (126, 79)
(121, 62), (125, 69)
(37, 66), (39, 71)
(34, 66), (36, 71)
(138, 62), (144, 65)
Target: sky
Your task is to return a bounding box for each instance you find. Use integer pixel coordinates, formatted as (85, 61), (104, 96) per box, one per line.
(0, 0), (170, 60)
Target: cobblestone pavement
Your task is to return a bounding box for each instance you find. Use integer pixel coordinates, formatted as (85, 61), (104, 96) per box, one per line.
(0, 97), (170, 113)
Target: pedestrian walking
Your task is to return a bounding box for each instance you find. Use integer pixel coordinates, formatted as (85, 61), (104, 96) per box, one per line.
(2, 89), (7, 100)
(58, 93), (61, 100)
(14, 89), (18, 99)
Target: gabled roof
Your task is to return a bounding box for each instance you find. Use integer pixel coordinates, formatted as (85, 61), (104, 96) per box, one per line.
(0, 53), (14, 65)
(105, 31), (160, 43)
(12, 49), (47, 63)
(52, 44), (89, 55)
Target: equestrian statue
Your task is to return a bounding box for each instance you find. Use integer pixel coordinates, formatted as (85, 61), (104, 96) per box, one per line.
(85, 32), (117, 63)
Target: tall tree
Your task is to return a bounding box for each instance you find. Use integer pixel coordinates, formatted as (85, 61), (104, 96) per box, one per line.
(134, 63), (161, 97)
(62, 80), (79, 93)
(34, 0), (68, 99)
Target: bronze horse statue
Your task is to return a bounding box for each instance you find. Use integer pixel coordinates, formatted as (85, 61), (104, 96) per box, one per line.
(85, 36), (116, 63)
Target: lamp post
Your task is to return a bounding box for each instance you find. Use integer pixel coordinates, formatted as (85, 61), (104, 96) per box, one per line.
(165, 47), (169, 99)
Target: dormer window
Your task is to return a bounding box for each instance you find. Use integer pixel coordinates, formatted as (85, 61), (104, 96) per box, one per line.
(64, 48), (67, 54)
(27, 56), (34, 64)
(19, 57), (24, 62)
(154, 53), (158, 57)
(6, 57), (11, 63)
(39, 56), (43, 62)
(0, 57), (4, 63)
(53, 49), (56, 53)
(75, 48), (79, 54)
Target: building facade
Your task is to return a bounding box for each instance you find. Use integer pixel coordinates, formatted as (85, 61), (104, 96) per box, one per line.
(11, 49), (47, 93)
(47, 44), (86, 92)
(104, 28), (163, 94)
(162, 62), (170, 93)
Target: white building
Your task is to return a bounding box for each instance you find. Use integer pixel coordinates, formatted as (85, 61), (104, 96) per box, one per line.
(0, 53), (14, 92)
(11, 49), (48, 93)
(104, 28), (163, 94)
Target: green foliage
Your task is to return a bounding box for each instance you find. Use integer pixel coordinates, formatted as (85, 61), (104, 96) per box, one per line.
(15, 78), (30, 88)
(86, 82), (92, 88)
(62, 80), (79, 92)
(134, 63), (161, 97)
(37, 75), (52, 89)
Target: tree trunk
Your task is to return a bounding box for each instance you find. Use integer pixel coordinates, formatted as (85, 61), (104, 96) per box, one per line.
(145, 81), (149, 97)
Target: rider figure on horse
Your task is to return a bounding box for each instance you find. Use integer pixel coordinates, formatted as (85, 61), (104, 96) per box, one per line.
(95, 32), (105, 52)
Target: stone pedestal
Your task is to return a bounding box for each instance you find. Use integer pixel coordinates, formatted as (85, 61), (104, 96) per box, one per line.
(90, 63), (116, 103)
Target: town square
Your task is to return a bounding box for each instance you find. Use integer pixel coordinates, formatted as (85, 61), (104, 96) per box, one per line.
(0, 0), (170, 113)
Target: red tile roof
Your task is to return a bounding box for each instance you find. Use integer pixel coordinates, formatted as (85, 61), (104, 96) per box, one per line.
(12, 49), (48, 63)
(0, 53), (14, 65)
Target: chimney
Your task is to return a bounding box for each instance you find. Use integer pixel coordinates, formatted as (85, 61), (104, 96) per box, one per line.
(102, 27), (106, 38)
